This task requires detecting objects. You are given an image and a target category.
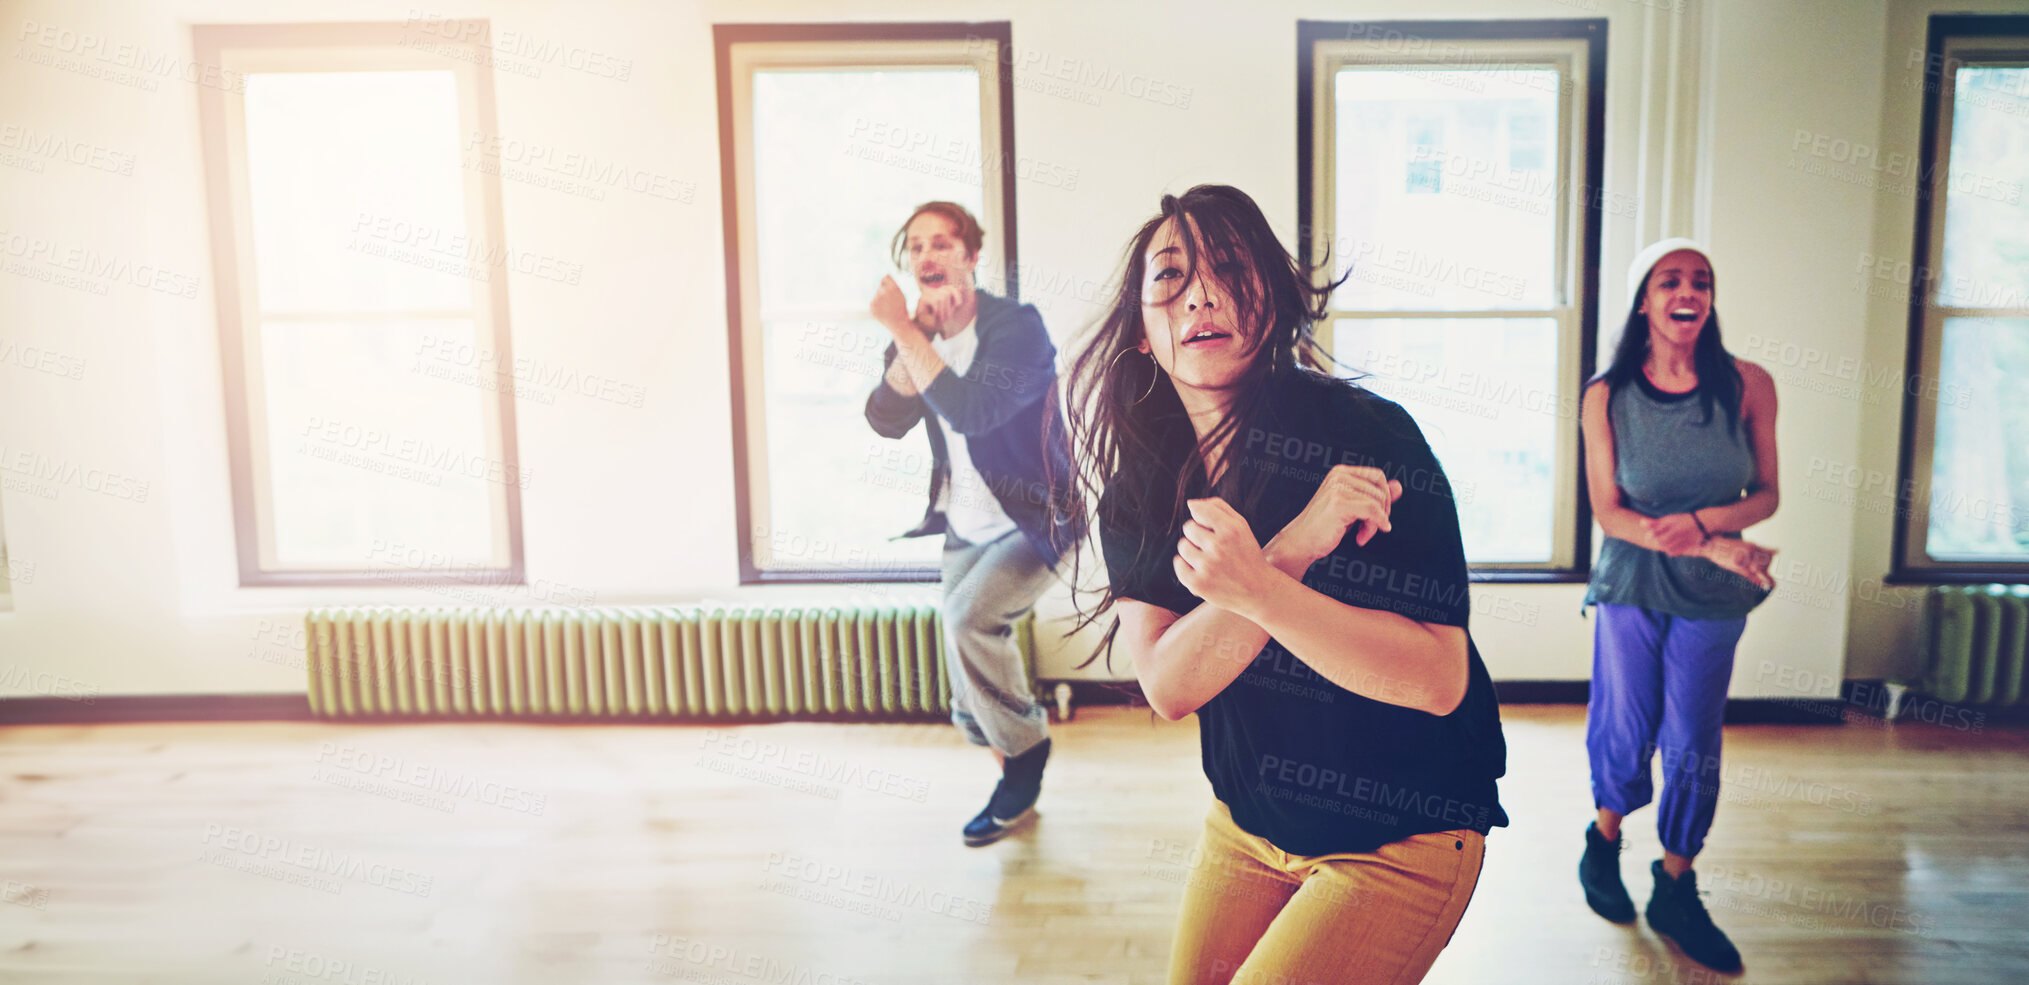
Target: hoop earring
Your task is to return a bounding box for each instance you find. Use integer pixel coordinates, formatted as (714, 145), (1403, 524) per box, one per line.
(1108, 347), (1158, 405)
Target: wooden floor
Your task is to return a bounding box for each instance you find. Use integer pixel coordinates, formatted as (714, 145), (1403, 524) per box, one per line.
(0, 705), (2024, 985)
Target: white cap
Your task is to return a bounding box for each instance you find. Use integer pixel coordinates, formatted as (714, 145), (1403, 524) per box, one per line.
(1626, 237), (1713, 311)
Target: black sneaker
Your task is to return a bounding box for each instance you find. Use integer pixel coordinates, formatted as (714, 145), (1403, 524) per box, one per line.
(1645, 861), (1743, 973)
(962, 738), (1050, 847)
(1579, 822), (1636, 923)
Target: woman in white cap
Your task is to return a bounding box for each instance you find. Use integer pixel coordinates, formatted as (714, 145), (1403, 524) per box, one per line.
(1574, 239), (1780, 974)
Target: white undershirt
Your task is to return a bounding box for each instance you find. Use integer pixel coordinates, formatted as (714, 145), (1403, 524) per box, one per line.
(927, 316), (1018, 545)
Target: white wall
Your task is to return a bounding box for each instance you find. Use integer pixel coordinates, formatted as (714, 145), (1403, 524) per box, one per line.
(1834, 0), (2029, 686)
(1, 0), (1960, 701)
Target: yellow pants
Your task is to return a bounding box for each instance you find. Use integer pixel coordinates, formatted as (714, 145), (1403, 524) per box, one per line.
(1168, 800), (1485, 985)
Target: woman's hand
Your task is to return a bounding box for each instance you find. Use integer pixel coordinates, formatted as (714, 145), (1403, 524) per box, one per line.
(1175, 498), (1279, 614)
(1700, 536), (1777, 590)
(870, 275), (912, 334)
(1643, 512), (1707, 556)
(1265, 465), (1403, 567)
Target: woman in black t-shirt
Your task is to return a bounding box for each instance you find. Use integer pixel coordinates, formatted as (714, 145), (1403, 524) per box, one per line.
(1057, 185), (1508, 985)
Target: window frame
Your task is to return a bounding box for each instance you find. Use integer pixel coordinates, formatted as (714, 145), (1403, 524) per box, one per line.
(1297, 19), (1608, 582)
(0, 491), (11, 611)
(715, 22), (1018, 585)
(1890, 14), (2029, 584)
(194, 22), (526, 589)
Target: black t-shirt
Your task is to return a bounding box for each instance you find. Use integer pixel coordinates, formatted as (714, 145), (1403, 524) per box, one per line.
(1097, 371), (1509, 856)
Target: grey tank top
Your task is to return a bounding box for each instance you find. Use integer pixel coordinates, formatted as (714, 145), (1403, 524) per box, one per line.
(1585, 374), (1771, 619)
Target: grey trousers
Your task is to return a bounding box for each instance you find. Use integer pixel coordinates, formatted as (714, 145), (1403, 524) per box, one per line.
(940, 530), (1056, 757)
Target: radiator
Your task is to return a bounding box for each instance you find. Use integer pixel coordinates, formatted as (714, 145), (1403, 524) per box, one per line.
(303, 605), (1035, 721)
(1915, 585), (2029, 706)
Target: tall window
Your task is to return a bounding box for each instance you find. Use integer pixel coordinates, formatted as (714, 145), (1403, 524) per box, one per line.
(1894, 16), (2029, 581)
(718, 24), (1016, 582)
(1301, 20), (1606, 576)
(196, 23), (524, 587)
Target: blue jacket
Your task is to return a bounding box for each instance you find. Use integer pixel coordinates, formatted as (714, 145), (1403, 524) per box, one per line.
(863, 290), (1083, 567)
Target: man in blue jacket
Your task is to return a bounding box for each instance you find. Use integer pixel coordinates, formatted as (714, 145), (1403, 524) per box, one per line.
(864, 201), (1082, 846)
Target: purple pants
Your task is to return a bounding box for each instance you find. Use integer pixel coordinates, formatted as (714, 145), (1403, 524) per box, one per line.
(1587, 602), (1746, 859)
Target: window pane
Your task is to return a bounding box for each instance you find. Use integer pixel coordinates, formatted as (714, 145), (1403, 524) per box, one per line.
(1333, 68), (1559, 310)
(1937, 67), (2029, 309)
(748, 66), (990, 573)
(1335, 318), (1559, 562)
(761, 317), (939, 571)
(1927, 316), (2029, 560)
(752, 69), (986, 312)
(243, 71), (471, 313)
(261, 318), (501, 568)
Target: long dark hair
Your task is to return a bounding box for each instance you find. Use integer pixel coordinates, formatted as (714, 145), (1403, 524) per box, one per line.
(1593, 265), (1743, 435)
(1046, 184), (1346, 664)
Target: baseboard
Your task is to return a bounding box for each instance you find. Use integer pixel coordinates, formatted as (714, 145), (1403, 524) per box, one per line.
(0, 680), (1940, 727)
(1489, 680), (1851, 725)
(0, 693), (1003, 727)
(1048, 679), (1147, 709)
(1491, 680), (1589, 704)
(0, 693), (314, 725)
(1720, 697), (1850, 725)
(0, 688), (1121, 727)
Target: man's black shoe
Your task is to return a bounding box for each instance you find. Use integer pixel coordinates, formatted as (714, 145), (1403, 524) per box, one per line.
(1579, 821), (1636, 923)
(1645, 861), (1743, 973)
(962, 738), (1050, 847)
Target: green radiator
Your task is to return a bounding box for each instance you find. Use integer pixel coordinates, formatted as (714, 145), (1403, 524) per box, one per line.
(1913, 585), (2029, 705)
(303, 604), (1035, 721)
